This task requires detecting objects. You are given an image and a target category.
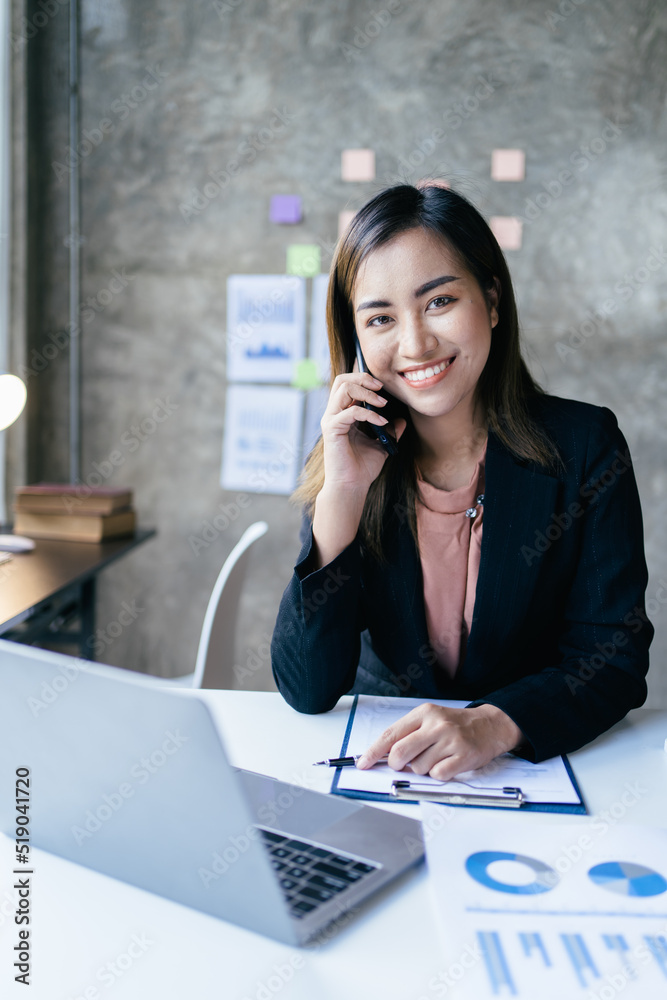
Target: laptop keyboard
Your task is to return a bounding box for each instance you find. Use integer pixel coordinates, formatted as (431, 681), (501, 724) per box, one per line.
(257, 827), (380, 919)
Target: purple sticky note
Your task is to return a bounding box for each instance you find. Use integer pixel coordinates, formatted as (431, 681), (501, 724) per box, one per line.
(270, 195), (302, 224)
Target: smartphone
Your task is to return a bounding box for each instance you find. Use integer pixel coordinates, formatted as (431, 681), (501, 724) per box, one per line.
(354, 336), (398, 457)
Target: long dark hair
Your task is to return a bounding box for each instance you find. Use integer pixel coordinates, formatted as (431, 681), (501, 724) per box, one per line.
(294, 183), (558, 560)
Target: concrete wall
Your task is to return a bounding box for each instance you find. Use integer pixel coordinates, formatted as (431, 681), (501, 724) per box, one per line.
(18, 0), (667, 702)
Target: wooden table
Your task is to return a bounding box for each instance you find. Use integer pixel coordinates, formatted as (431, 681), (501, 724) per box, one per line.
(0, 528), (155, 657)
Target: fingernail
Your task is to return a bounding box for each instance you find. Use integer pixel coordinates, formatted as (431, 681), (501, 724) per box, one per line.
(356, 754), (370, 768)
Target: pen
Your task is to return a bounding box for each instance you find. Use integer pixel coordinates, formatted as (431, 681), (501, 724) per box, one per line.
(313, 754), (390, 767)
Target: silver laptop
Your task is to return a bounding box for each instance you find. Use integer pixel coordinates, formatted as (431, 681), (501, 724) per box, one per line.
(0, 639), (424, 945)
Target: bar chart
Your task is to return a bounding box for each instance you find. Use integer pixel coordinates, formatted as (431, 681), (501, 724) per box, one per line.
(475, 927), (667, 995)
(423, 809), (667, 999)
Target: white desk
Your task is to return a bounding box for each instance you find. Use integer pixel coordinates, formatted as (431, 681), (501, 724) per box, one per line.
(1, 693), (666, 1000)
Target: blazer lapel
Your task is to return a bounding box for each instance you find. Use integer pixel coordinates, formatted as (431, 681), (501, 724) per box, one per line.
(379, 505), (447, 698)
(462, 429), (560, 686)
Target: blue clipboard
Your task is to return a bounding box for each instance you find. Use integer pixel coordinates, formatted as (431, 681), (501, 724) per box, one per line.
(331, 695), (587, 814)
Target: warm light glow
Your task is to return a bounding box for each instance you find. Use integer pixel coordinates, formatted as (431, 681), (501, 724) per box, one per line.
(0, 373), (27, 431)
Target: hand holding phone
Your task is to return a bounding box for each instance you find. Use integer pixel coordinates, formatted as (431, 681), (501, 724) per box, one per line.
(354, 337), (398, 457)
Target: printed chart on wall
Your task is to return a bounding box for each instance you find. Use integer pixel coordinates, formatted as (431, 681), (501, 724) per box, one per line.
(309, 272), (330, 384)
(421, 806), (667, 999)
(220, 385), (303, 494)
(226, 274), (306, 383)
(302, 386), (329, 466)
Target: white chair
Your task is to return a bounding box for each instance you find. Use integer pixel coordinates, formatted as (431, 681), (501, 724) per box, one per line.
(149, 521), (269, 689)
(192, 520), (268, 689)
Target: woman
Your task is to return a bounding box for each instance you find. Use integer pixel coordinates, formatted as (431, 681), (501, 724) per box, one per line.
(270, 182), (652, 781)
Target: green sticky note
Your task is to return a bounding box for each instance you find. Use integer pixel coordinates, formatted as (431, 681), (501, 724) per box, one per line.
(286, 244), (321, 277)
(292, 358), (321, 390)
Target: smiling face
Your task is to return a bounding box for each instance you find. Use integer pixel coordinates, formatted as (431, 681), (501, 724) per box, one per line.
(352, 227), (499, 436)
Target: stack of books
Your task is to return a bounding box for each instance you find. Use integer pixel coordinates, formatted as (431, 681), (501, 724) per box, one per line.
(13, 484), (136, 542)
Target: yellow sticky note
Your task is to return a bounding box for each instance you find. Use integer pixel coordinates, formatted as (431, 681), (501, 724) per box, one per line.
(286, 244), (321, 277)
(491, 149), (526, 182)
(489, 216), (523, 250)
(341, 149), (376, 181)
(292, 359), (321, 390)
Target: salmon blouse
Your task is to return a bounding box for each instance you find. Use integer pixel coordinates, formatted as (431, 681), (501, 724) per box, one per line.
(415, 442), (486, 678)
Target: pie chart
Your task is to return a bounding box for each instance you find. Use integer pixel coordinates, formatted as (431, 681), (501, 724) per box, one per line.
(588, 862), (667, 897)
(466, 851), (558, 894)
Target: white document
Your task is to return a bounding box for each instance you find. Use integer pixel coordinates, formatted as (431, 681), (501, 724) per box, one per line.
(302, 386), (329, 464)
(309, 272), (331, 384)
(422, 806), (667, 999)
(220, 384), (303, 495)
(226, 274), (306, 383)
(333, 695), (582, 806)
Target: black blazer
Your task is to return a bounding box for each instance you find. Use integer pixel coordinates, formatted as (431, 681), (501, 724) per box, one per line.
(271, 395), (653, 761)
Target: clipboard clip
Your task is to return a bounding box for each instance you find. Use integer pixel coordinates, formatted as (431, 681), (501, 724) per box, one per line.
(390, 780), (525, 808)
